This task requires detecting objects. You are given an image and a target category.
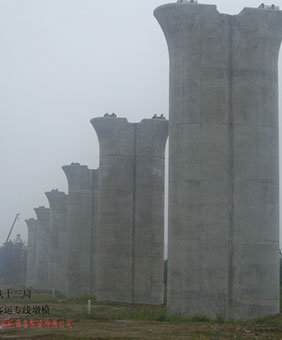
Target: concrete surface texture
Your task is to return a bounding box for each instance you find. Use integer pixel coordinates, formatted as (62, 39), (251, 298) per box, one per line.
(154, 2), (282, 320)
(25, 218), (38, 288)
(45, 189), (68, 293)
(91, 116), (168, 304)
(34, 206), (50, 290)
(62, 163), (99, 296)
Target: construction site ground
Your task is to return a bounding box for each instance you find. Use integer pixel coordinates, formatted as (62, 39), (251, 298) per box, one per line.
(0, 291), (281, 340)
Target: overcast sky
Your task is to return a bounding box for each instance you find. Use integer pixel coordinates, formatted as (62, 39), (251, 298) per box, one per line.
(0, 0), (282, 248)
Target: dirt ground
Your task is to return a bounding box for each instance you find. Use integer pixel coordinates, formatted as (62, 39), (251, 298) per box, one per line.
(0, 312), (282, 340)
(0, 293), (281, 340)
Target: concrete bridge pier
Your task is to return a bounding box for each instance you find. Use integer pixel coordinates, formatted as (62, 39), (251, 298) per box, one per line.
(45, 189), (68, 294)
(34, 207), (50, 290)
(62, 163), (99, 296)
(154, 2), (282, 320)
(91, 116), (168, 304)
(25, 218), (38, 288)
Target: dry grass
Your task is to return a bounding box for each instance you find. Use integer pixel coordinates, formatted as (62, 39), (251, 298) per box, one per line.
(0, 288), (281, 339)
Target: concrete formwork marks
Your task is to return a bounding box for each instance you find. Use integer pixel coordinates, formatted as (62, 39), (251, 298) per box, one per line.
(91, 117), (168, 304)
(154, 3), (282, 320)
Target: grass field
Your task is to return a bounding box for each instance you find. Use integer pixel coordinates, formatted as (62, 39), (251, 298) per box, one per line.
(0, 289), (281, 339)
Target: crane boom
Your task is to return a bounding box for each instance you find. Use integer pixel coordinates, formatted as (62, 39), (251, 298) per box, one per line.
(5, 213), (20, 244)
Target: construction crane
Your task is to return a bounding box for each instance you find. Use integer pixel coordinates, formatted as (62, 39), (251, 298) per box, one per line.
(5, 213), (20, 244)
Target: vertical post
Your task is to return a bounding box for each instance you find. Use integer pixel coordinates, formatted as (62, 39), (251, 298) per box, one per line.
(87, 299), (91, 315)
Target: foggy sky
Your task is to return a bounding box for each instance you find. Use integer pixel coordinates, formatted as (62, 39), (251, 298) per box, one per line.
(0, 0), (282, 248)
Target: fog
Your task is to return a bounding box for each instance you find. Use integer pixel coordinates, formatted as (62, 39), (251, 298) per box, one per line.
(0, 0), (281, 248)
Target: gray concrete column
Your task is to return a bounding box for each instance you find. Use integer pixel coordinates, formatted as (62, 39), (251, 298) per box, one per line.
(25, 218), (38, 288)
(154, 3), (282, 320)
(62, 163), (99, 296)
(45, 189), (68, 294)
(230, 7), (282, 320)
(34, 206), (50, 290)
(134, 119), (168, 304)
(91, 116), (168, 304)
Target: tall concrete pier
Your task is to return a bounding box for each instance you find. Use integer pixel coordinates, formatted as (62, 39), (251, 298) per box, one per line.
(34, 206), (50, 290)
(155, 3), (282, 319)
(91, 116), (168, 304)
(45, 189), (68, 293)
(62, 163), (99, 296)
(25, 218), (38, 288)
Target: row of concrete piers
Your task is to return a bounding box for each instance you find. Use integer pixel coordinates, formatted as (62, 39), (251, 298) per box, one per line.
(26, 116), (168, 305)
(25, 0), (281, 321)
